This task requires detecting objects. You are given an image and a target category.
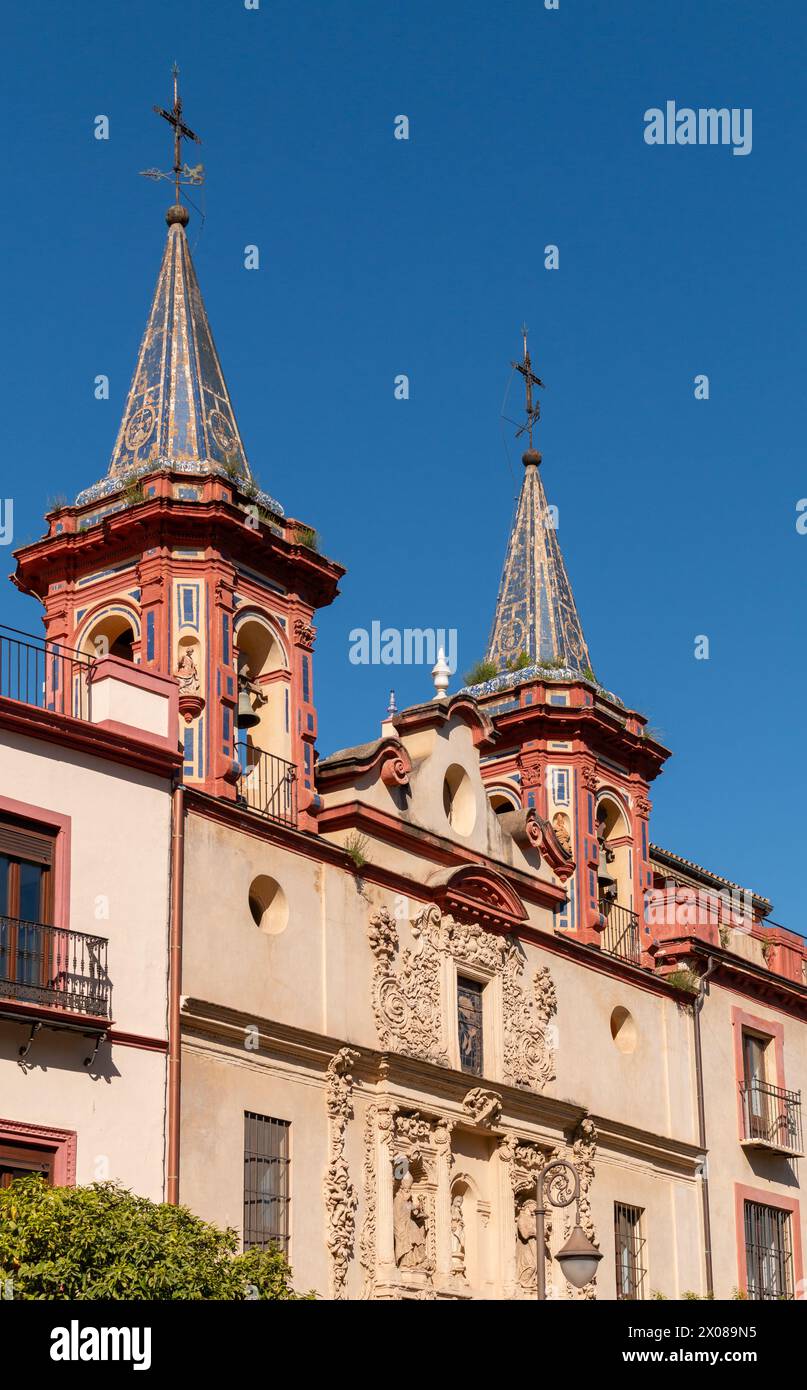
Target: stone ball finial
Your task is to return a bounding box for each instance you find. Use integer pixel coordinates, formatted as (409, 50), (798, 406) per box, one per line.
(522, 449), (542, 468)
(166, 204), (190, 227)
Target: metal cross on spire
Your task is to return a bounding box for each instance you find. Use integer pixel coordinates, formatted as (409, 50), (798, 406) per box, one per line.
(140, 63), (204, 202)
(512, 324), (545, 450)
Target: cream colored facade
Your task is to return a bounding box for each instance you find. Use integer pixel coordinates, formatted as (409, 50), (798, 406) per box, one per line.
(176, 697), (805, 1300)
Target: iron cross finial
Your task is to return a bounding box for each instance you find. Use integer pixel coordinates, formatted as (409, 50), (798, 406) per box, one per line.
(140, 65), (204, 205)
(512, 325), (545, 450)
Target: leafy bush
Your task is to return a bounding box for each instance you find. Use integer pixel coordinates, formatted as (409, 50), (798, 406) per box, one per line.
(0, 1176), (311, 1301)
(463, 660), (498, 685)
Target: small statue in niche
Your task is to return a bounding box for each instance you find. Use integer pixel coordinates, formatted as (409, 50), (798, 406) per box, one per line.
(176, 646), (200, 696)
(450, 1193), (466, 1276)
(393, 1172), (428, 1271)
(515, 1197), (538, 1291)
(552, 811), (572, 855)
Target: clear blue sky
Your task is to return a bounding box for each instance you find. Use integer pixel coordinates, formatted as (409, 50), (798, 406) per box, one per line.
(3, 1), (805, 930)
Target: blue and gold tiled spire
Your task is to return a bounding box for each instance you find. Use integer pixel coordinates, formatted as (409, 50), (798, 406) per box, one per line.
(107, 203), (251, 482)
(485, 333), (591, 675)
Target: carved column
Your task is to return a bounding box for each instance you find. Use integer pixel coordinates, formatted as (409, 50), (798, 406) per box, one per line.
(375, 1103), (396, 1273)
(496, 1135), (518, 1296)
(433, 1118), (454, 1282)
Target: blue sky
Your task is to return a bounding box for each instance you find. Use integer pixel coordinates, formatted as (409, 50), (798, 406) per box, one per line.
(3, 0), (805, 930)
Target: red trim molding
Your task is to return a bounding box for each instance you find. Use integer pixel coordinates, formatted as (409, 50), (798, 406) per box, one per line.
(733, 1182), (803, 1298)
(0, 1117), (77, 1185)
(0, 794), (71, 929)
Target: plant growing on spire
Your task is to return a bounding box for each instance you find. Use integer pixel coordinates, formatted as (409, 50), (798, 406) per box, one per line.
(463, 660), (498, 686)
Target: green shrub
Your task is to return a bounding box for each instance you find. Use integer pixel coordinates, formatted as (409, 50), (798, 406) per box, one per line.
(463, 660), (498, 685)
(0, 1176), (311, 1300)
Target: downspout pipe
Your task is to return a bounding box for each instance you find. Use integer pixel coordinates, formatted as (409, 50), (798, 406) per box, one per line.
(167, 781), (185, 1205)
(693, 954), (717, 1297)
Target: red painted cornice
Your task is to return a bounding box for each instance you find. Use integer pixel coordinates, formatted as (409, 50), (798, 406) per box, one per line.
(13, 492), (345, 612)
(487, 700), (669, 781)
(653, 935), (807, 1020)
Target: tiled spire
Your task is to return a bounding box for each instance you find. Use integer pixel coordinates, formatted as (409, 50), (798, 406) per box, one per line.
(485, 332), (590, 675)
(485, 450), (591, 673)
(107, 206), (251, 481)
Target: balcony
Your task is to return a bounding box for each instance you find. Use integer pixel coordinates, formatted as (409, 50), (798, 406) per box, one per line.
(0, 919), (111, 1021)
(236, 747), (298, 828)
(0, 624), (94, 721)
(740, 1081), (803, 1157)
(599, 898), (642, 966)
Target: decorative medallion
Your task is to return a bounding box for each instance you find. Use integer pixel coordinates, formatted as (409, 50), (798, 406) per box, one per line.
(125, 405), (156, 451)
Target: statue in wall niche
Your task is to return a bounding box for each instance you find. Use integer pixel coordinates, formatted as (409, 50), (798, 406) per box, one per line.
(515, 1198), (538, 1291)
(551, 811), (572, 855)
(176, 646), (200, 695)
(450, 1194), (466, 1277)
(393, 1172), (428, 1271)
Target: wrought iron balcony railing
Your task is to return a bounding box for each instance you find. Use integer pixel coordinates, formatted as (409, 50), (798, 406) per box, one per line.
(0, 624), (94, 722)
(236, 747), (298, 828)
(740, 1080), (803, 1156)
(599, 898), (642, 966)
(0, 918), (111, 1019)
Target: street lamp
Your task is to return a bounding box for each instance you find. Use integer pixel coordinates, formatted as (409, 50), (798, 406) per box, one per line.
(535, 1158), (603, 1300)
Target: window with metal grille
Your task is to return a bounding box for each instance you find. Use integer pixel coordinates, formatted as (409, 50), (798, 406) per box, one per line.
(744, 1200), (794, 1300)
(243, 1113), (290, 1254)
(614, 1202), (647, 1299)
(457, 977), (484, 1076)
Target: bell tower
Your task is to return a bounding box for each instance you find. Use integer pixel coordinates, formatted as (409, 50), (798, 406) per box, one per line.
(12, 72), (343, 822)
(465, 331), (669, 960)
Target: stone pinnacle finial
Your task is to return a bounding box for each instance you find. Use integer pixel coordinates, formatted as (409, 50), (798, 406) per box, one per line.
(431, 649), (450, 701)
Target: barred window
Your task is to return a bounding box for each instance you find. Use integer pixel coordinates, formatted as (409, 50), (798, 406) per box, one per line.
(457, 977), (484, 1076)
(744, 1200), (794, 1300)
(243, 1113), (290, 1254)
(614, 1202), (646, 1300)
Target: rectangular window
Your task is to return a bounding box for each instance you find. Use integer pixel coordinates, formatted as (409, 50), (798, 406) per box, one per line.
(744, 1200), (794, 1300)
(457, 977), (484, 1076)
(0, 819), (55, 995)
(243, 1113), (290, 1254)
(0, 1142), (53, 1189)
(614, 1202), (647, 1300)
(743, 1032), (770, 1138)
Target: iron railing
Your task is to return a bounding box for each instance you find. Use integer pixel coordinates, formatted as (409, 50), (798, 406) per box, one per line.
(0, 918), (111, 1018)
(599, 898), (642, 966)
(237, 748), (298, 828)
(0, 624), (94, 721)
(744, 1199), (795, 1300)
(740, 1080), (803, 1155)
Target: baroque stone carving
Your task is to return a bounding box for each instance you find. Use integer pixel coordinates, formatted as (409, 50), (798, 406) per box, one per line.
(393, 1171), (429, 1270)
(293, 616), (317, 649)
(367, 905), (558, 1090)
(367, 907), (448, 1065)
(324, 1047), (360, 1300)
(451, 1194), (466, 1276)
(462, 1088), (503, 1128)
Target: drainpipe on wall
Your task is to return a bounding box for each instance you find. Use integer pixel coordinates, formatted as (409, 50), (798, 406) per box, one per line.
(167, 782), (185, 1205)
(693, 954), (717, 1297)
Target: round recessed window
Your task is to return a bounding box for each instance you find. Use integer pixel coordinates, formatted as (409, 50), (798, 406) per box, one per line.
(248, 875), (289, 936)
(443, 764), (476, 837)
(610, 1006), (638, 1054)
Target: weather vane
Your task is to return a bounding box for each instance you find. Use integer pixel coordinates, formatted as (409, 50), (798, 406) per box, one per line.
(139, 63), (204, 202)
(512, 324), (545, 450)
